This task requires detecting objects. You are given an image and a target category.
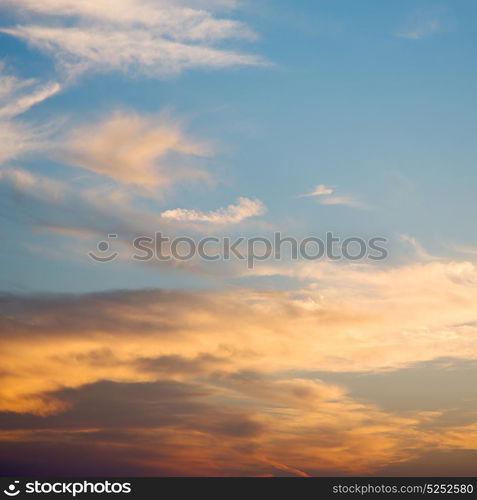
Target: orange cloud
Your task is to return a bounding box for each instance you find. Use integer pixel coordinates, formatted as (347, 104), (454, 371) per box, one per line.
(1, 263), (477, 475)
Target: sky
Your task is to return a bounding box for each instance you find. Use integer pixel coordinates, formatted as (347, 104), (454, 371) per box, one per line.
(1, 0), (477, 477)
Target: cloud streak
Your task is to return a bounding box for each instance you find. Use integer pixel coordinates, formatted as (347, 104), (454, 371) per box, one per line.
(298, 184), (334, 198)
(319, 195), (369, 209)
(0, 0), (267, 79)
(299, 183), (368, 209)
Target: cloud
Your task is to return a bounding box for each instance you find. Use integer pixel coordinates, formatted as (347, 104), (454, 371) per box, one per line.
(0, 63), (60, 165)
(161, 197), (266, 224)
(0, 62), (61, 119)
(0, 0), (267, 79)
(299, 183), (368, 209)
(0, 167), (147, 241)
(0, 166), (195, 261)
(0, 376), (422, 477)
(1, 0), (254, 41)
(0, 81), (61, 119)
(298, 184), (334, 197)
(2, 256), (477, 409)
(2, 255), (477, 475)
(397, 8), (448, 40)
(0, 166), (264, 273)
(0, 121), (44, 166)
(0, 168), (65, 202)
(62, 111), (211, 190)
(398, 234), (440, 262)
(319, 195), (369, 209)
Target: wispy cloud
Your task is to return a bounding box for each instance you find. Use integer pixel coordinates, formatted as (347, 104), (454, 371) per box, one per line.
(397, 8), (448, 40)
(0, 120), (44, 166)
(0, 168), (66, 202)
(298, 184), (334, 198)
(319, 195), (369, 209)
(0, 62), (60, 165)
(161, 197), (266, 224)
(0, 0), (267, 79)
(0, 78), (61, 118)
(299, 183), (368, 209)
(398, 234), (441, 262)
(62, 111), (212, 191)
(0, 0), (255, 41)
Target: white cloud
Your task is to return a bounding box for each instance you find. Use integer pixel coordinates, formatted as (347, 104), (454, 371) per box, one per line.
(1, 0), (254, 41)
(0, 80), (61, 118)
(298, 184), (334, 197)
(0, 62), (61, 118)
(0, 0), (267, 79)
(161, 197), (266, 224)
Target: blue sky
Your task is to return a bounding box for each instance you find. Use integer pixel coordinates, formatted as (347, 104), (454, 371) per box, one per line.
(1, 0), (477, 292)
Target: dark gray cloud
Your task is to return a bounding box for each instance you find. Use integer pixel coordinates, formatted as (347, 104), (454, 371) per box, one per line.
(0, 289), (211, 338)
(378, 450), (477, 477)
(0, 379), (263, 438)
(136, 353), (228, 375)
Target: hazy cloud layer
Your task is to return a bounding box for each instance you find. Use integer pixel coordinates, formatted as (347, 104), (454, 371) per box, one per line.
(397, 8), (449, 40)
